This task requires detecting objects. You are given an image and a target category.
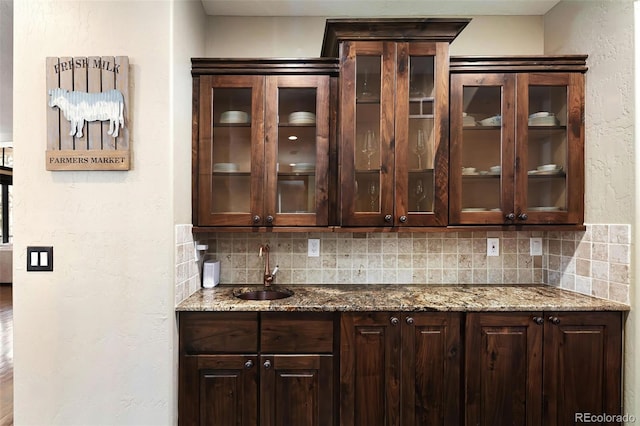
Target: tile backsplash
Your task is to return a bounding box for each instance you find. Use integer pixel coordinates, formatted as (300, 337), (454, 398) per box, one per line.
(175, 224), (631, 306)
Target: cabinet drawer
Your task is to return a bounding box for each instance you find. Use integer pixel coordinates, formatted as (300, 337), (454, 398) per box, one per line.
(261, 312), (335, 353)
(180, 312), (258, 354)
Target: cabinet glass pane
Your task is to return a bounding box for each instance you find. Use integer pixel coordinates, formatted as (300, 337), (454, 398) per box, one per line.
(277, 88), (317, 213)
(211, 88), (252, 213)
(355, 55), (381, 213)
(527, 86), (568, 212)
(460, 86), (503, 211)
(408, 55), (435, 213)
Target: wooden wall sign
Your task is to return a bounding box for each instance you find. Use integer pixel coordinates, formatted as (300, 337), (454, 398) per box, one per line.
(46, 56), (130, 171)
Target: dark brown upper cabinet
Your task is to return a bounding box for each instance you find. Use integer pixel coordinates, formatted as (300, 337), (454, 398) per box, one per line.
(449, 56), (587, 226)
(322, 19), (470, 228)
(191, 59), (338, 229)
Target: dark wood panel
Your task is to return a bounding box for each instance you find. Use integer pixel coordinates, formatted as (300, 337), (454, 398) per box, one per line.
(180, 312), (258, 354)
(261, 354), (334, 426)
(340, 312), (401, 426)
(401, 312), (461, 425)
(261, 312), (335, 353)
(465, 312), (543, 426)
(543, 312), (622, 426)
(180, 354), (258, 426)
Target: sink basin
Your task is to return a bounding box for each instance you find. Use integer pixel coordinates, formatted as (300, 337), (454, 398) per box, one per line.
(234, 288), (294, 301)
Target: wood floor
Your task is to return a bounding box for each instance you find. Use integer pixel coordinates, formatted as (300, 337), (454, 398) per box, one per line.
(0, 284), (12, 426)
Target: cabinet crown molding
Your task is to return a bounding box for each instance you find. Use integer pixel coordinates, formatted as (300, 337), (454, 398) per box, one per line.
(450, 55), (588, 73)
(321, 18), (471, 57)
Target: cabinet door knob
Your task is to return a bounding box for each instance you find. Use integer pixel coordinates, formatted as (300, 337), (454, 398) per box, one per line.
(549, 316), (561, 325)
(505, 212), (516, 221)
(532, 316), (544, 325)
(266, 215), (274, 224)
(244, 360), (254, 369)
(518, 213), (528, 221)
(406, 316), (414, 325)
(399, 215), (407, 223)
(263, 360), (272, 369)
(384, 215), (393, 223)
(390, 316), (399, 326)
(252, 215), (261, 224)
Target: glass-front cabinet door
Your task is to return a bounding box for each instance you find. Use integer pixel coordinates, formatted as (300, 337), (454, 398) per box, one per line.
(450, 73), (516, 224)
(264, 75), (330, 226)
(341, 40), (448, 227)
(341, 41), (394, 227)
(395, 42), (449, 226)
(197, 75), (264, 226)
(516, 73), (584, 224)
(450, 71), (584, 225)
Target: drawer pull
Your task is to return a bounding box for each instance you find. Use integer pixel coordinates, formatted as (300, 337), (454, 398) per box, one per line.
(244, 360), (254, 369)
(264, 360), (272, 369)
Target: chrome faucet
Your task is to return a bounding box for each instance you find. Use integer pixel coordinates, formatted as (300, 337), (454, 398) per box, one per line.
(259, 244), (279, 287)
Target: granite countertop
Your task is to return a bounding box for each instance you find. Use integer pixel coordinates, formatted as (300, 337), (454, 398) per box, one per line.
(176, 284), (630, 312)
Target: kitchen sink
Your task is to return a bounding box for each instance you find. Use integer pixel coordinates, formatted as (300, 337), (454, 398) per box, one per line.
(234, 287), (294, 301)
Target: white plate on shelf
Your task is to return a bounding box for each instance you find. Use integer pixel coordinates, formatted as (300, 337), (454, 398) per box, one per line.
(291, 163), (315, 172)
(529, 116), (560, 126)
(529, 206), (562, 212)
(213, 163), (239, 172)
(462, 207), (488, 212)
(220, 111), (249, 124)
(529, 111), (554, 119)
(478, 115), (501, 126)
(288, 111), (316, 124)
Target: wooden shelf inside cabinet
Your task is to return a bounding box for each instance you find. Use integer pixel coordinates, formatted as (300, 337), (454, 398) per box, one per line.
(278, 172), (316, 177)
(408, 168), (435, 173)
(463, 126), (501, 130)
(461, 173), (501, 179)
(355, 97), (381, 104)
(214, 123), (251, 127)
(278, 123), (317, 127)
(212, 171), (251, 176)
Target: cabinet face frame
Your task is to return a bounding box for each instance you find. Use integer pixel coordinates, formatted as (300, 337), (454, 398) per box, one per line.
(449, 71), (585, 226)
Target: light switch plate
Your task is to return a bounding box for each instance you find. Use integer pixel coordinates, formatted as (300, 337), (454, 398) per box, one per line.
(27, 246), (54, 271)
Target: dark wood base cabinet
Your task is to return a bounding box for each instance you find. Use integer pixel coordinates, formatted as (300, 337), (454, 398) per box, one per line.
(466, 311), (622, 426)
(340, 312), (462, 426)
(179, 310), (622, 426)
(179, 312), (336, 426)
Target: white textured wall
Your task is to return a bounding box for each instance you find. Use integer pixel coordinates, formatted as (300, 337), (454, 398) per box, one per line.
(545, 1), (634, 225)
(205, 15), (543, 57)
(13, 1), (203, 424)
(544, 0), (636, 417)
